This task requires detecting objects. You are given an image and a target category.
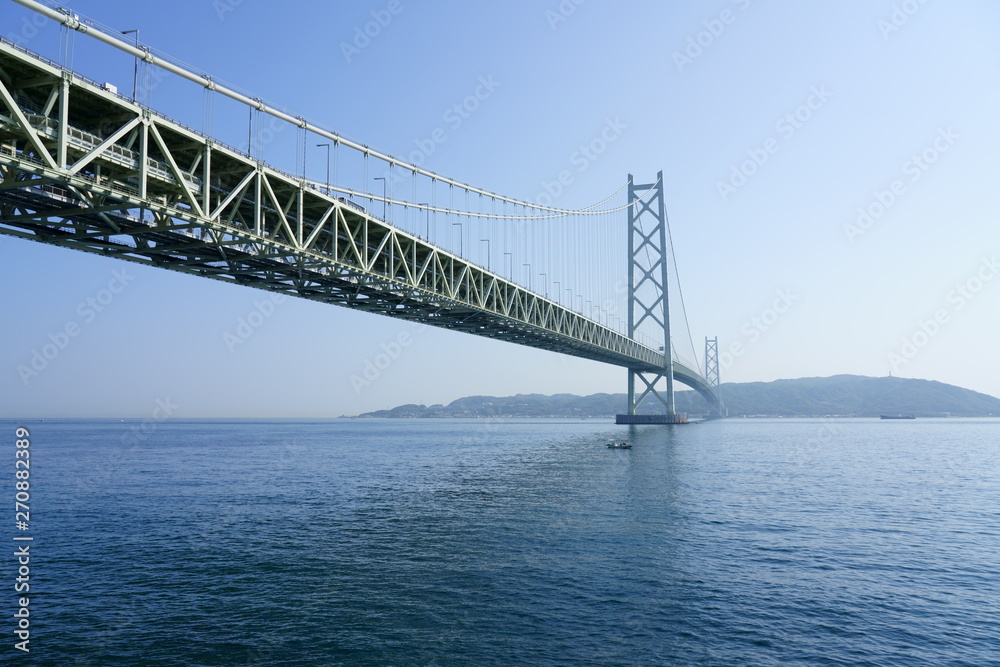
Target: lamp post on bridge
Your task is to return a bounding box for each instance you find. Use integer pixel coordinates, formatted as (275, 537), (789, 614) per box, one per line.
(480, 239), (491, 270)
(373, 177), (386, 220)
(553, 281), (560, 304)
(504, 252), (512, 280)
(300, 122), (308, 181)
(120, 29), (138, 102)
(523, 264), (532, 291)
(316, 143), (330, 193)
(539, 273), (548, 298)
(452, 222), (463, 256)
(418, 202), (429, 239)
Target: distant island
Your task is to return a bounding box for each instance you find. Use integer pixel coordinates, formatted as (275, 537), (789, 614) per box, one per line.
(356, 375), (1000, 419)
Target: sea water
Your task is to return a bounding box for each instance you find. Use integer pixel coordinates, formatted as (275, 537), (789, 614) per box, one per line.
(10, 417), (999, 665)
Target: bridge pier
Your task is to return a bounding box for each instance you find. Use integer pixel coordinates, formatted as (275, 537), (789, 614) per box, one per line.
(615, 413), (689, 425)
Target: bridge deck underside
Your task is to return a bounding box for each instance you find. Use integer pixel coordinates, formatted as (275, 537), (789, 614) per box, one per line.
(0, 39), (720, 406)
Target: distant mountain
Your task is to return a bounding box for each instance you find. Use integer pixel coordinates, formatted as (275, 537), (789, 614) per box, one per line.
(683, 375), (1000, 417)
(356, 375), (1000, 418)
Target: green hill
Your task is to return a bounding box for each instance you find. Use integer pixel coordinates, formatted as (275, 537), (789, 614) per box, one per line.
(357, 375), (1000, 418)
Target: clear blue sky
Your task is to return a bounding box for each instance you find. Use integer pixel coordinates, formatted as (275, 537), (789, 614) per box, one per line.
(2, 0), (998, 417)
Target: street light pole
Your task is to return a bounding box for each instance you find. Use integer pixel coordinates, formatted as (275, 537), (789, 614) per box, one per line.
(504, 252), (513, 279)
(373, 177), (386, 219)
(120, 29), (138, 102)
(452, 222), (463, 256)
(316, 143), (330, 193)
(523, 263), (532, 291)
(418, 203), (429, 238)
(480, 239), (491, 270)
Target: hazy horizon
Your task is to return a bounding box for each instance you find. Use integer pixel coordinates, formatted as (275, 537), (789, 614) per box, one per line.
(6, 373), (999, 419)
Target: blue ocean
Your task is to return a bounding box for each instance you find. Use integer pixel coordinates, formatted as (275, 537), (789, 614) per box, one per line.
(10, 417), (1000, 665)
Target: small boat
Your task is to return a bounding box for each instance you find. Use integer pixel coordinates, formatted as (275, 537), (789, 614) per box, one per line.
(607, 440), (632, 449)
(880, 414), (915, 420)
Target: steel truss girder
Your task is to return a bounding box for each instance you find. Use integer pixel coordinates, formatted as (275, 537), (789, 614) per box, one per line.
(0, 39), (706, 376)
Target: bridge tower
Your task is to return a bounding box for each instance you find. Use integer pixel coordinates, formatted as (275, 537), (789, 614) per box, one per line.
(705, 336), (726, 418)
(615, 172), (688, 425)
(705, 336), (720, 391)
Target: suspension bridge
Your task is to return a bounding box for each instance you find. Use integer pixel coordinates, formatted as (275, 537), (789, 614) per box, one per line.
(0, 0), (724, 421)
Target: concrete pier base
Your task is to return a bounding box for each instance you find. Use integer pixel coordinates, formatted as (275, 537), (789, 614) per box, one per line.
(615, 413), (689, 425)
